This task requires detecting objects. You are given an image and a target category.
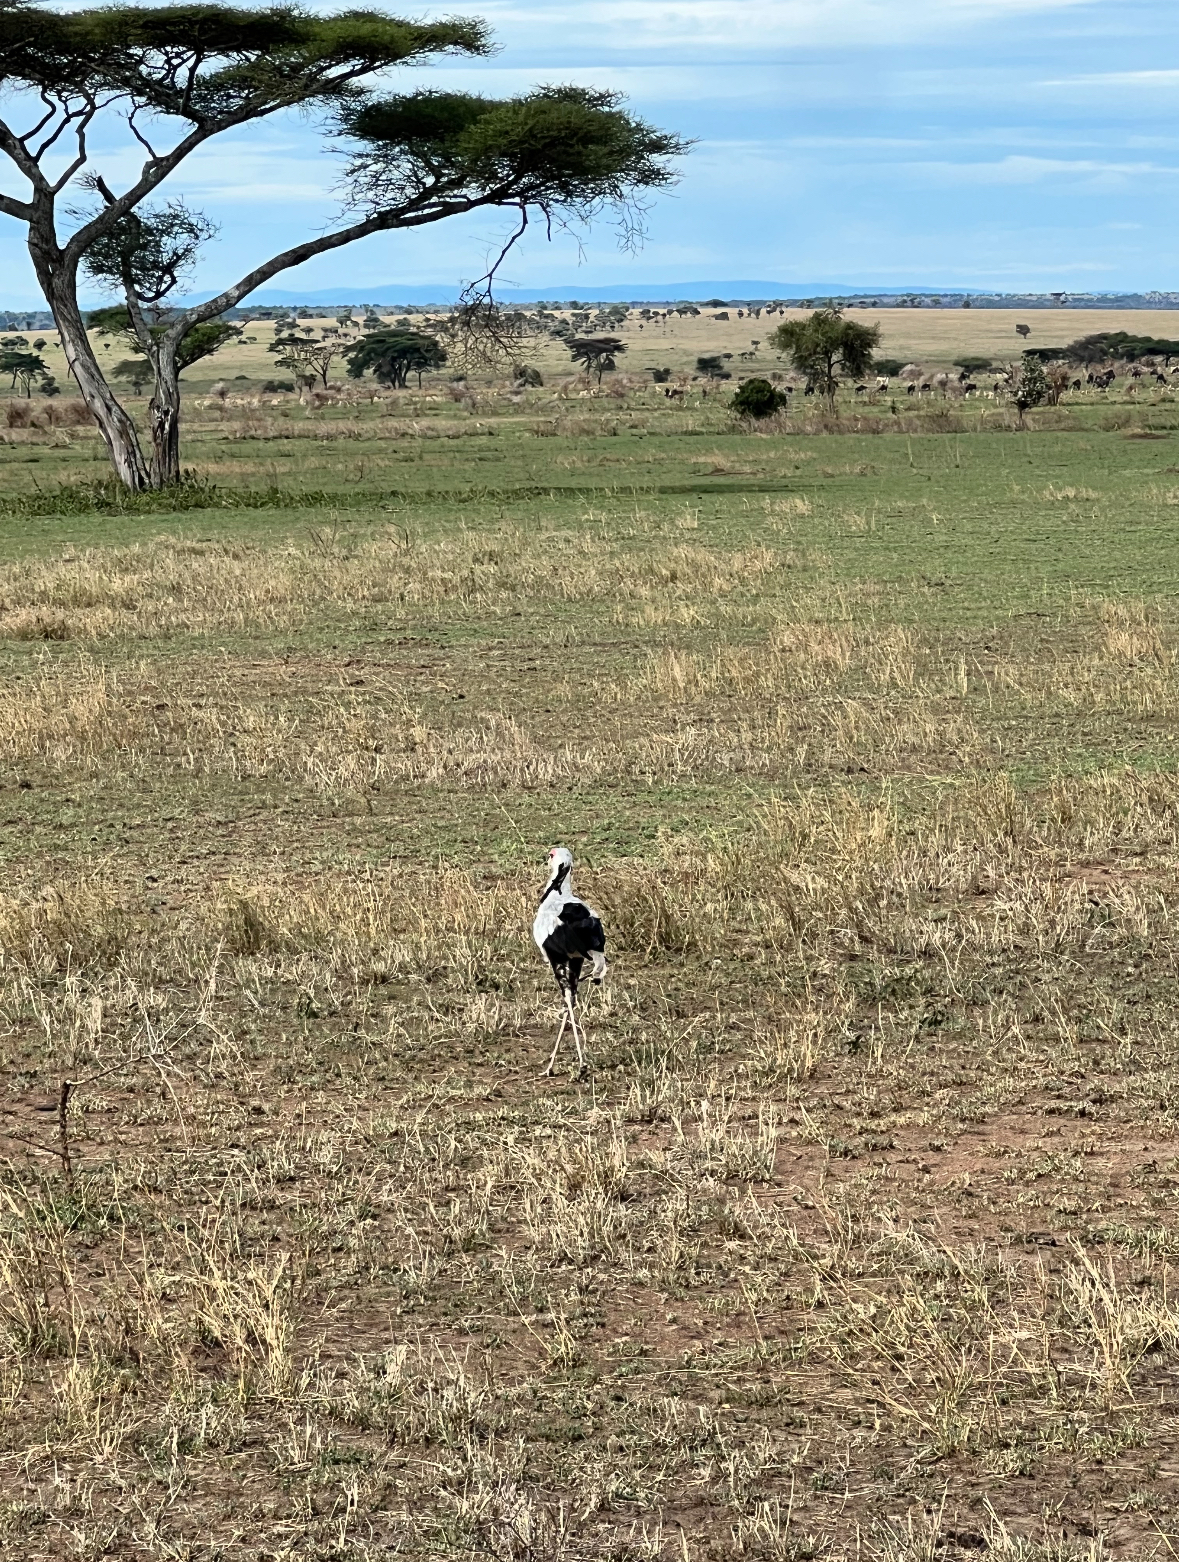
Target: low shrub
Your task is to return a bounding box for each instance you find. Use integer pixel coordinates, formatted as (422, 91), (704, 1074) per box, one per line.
(730, 378), (789, 419)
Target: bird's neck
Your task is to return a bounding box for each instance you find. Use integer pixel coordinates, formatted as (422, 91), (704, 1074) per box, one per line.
(540, 869), (572, 904)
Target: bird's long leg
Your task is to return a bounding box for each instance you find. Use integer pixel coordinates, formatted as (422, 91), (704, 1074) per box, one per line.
(564, 988), (586, 1075)
(543, 1010), (567, 1077)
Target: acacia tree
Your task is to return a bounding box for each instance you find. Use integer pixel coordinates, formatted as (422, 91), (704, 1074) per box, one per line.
(0, 5), (686, 490)
(345, 327), (446, 387)
(89, 299), (241, 398)
(0, 347), (47, 394)
(770, 309), (880, 412)
(568, 335), (625, 382)
(269, 332), (346, 388)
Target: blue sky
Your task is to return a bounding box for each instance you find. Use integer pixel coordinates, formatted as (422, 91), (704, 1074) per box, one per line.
(1, 0), (1178, 304)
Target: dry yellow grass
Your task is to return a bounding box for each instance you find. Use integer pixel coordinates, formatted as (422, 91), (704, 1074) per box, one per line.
(1, 379), (1179, 1560)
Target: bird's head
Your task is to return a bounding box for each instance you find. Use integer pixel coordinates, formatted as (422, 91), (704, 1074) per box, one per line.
(544, 845), (574, 889)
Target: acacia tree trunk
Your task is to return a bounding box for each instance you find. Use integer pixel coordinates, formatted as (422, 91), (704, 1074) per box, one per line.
(148, 354), (182, 487)
(35, 257), (150, 491)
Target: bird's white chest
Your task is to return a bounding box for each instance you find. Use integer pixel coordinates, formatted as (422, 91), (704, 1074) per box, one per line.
(533, 893), (567, 948)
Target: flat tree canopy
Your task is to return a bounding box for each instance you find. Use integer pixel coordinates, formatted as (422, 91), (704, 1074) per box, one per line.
(568, 335), (625, 382)
(345, 327), (447, 388)
(0, 3), (687, 488)
(1065, 332), (1179, 366)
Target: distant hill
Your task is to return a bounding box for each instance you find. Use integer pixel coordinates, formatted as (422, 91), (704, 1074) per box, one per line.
(232, 281), (970, 306)
(197, 282), (1179, 310)
(11, 283), (1179, 318)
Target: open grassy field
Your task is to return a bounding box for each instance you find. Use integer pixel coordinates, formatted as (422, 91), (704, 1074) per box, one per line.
(13, 307), (1179, 398)
(4, 369), (1179, 1560)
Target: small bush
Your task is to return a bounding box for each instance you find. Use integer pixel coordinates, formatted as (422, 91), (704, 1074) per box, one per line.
(4, 402), (42, 429)
(260, 379), (295, 393)
(45, 400), (95, 428)
(730, 378), (789, 419)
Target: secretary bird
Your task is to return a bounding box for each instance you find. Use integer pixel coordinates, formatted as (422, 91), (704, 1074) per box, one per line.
(533, 846), (608, 1076)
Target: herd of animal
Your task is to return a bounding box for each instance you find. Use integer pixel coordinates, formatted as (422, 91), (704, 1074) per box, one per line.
(653, 362), (1178, 402)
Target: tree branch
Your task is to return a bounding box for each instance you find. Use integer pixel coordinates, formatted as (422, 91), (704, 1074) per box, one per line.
(20, 92), (59, 151)
(162, 187), (522, 348)
(0, 189), (34, 221)
(0, 114), (51, 194)
(461, 202), (528, 306)
(48, 106), (97, 196)
(126, 107), (161, 161)
(62, 122), (214, 266)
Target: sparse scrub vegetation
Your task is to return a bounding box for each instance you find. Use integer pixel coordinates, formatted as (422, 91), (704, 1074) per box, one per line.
(0, 329), (1178, 1559)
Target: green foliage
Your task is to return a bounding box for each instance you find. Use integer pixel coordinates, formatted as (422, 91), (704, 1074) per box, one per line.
(953, 356), (992, 374)
(729, 378), (787, 419)
(339, 85), (687, 220)
(568, 336), (625, 382)
(87, 306), (240, 370)
(1006, 354), (1049, 424)
(174, 319), (241, 370)
(0, 349), (48, 395)
(696, 355), (729, 380)
(111, 358), (150, 391)
(269, 332), (346, 387)
(80, 202), (214, 305)
(344, 328), (447, 387)
(0, 5), (492, 124)
(873, 358), (905, 377)
(770, 309), (880, 410)
(1065, 331), (1179, 366)
(0, 3), (687, 494)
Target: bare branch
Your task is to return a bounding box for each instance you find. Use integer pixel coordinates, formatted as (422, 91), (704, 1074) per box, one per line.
(0, 113), (50, 193)
(164, 188), (521, 348)
(48, 105), (97, 196)
(126, 107), (161, 161)
(30, 97), (90, 164)
(19, 91), (59, 149)
(0, 190), (34, 222)
(179, 51), (205, 120)
(460, 203), (529, 308)
(62, 122), (213, 265)
(122, 272), (157, 357)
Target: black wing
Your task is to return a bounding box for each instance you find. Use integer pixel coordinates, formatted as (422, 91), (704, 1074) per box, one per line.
(543, 902), (606, 964)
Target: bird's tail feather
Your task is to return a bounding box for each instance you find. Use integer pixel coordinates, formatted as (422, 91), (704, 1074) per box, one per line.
(589, 950), (608, 984)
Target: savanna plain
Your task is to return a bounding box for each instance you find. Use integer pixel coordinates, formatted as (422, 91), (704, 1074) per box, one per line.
(5, 310), (1179, 1561)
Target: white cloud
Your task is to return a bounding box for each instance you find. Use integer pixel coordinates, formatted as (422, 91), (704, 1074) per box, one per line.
(1041, 69), (1179, 86)
(913, 154), (1179, 184)
(475, 0), (1102, 56)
